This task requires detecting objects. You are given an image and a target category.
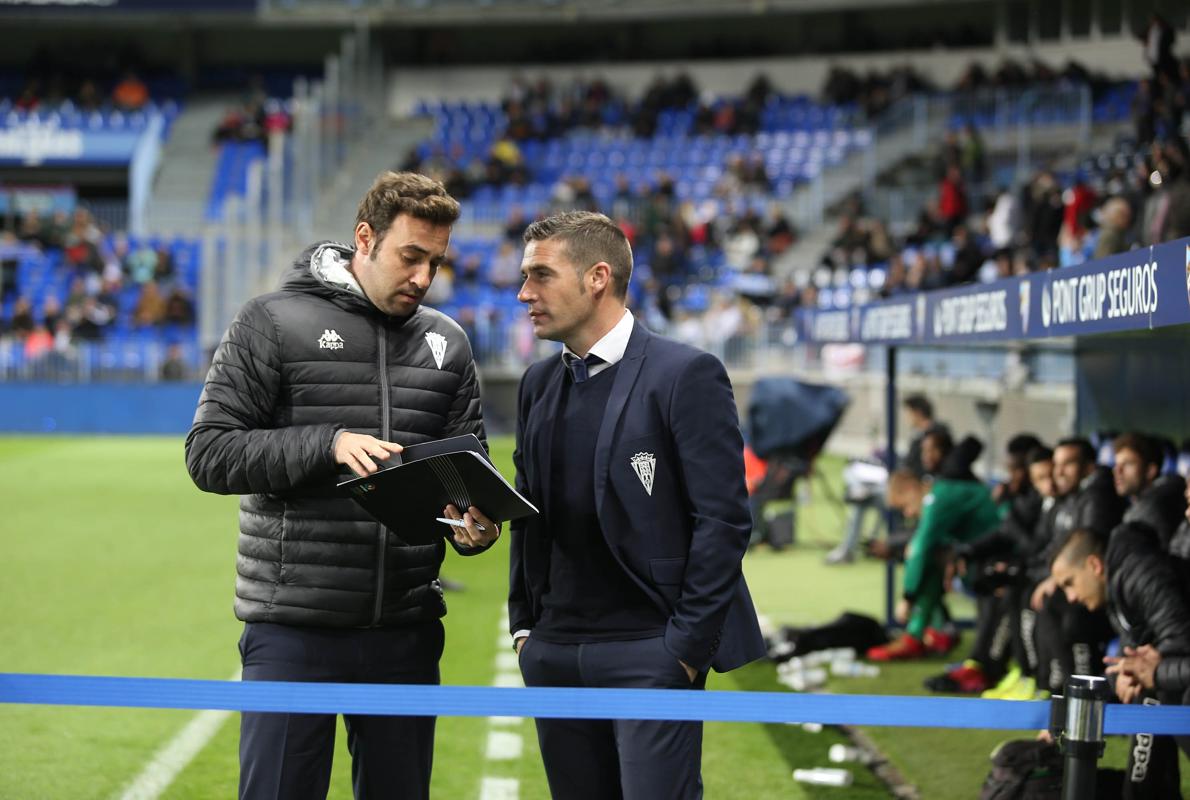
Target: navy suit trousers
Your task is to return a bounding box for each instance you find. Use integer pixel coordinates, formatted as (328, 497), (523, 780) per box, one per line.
(237, 620), (444, 800)
(519, 635), (706, 800)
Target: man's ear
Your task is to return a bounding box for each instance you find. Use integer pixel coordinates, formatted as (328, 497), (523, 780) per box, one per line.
(355, 222), (373, 257)
(588, 261), (612, 294)
(1146, 463), (1160, 483)
(1088, 553), (1106, 577)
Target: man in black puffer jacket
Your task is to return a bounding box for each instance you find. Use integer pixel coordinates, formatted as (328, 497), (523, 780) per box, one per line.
(1030, 438), (1125, 693)
(1111, 432), (1187, 549)
(186, 171), (497, 800)
(1052, 526), (1190, 797)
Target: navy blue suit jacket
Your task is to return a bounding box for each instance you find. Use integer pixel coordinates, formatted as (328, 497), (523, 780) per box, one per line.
(508, 322), (765, 673)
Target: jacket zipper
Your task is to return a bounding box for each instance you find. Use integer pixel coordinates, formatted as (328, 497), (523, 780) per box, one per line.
(371, 322), (391, 626)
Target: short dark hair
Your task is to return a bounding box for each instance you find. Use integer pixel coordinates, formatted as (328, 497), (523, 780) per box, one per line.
(1053, 527), (1107, 567)
(923, 428), (954, 454)
(1007, 434), (1044, 459)
(903, 394), (933, 419)
(1055, 437), (1096, 467)
(355, 171), (460, 247)
(523, 211), (634, 299)
(1112, 432), (1163, 470)
(1027, 446), (1054, 466)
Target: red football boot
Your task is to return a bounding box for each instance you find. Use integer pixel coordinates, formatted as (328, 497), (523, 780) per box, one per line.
(866, 633), (928, 661)
(923, 626), (960, 655)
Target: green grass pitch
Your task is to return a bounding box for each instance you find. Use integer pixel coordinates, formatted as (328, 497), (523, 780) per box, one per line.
(1, 437), (1186, 798)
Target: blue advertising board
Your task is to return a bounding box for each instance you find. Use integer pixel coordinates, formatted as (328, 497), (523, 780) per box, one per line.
(0, 118), (153, 167)
(796, 237), (1190, 346)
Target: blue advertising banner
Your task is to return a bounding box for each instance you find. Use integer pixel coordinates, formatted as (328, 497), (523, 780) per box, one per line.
(0, 119), (153, 167)
(797, 237), (1190, 346)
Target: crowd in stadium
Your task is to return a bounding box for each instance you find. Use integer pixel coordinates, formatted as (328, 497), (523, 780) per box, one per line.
(0, 208), (195, 364)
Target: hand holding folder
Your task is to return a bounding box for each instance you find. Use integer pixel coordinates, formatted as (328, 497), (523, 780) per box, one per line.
(338, 434), (538, 546)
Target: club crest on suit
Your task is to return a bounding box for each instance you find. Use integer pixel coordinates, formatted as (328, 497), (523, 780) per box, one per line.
(631, 452), (656, 495)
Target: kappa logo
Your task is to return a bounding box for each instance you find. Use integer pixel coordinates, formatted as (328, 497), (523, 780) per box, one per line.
(318, 329), (345, 350)
(630, 452), (656, 496)
(424, 331), (448, 369)
(1019, 281), (1031, 334)
(1041, 284), (1052, 329)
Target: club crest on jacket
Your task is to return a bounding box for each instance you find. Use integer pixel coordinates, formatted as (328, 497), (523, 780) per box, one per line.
(631, 452), (656, 496)
(425, 331), (447, 369)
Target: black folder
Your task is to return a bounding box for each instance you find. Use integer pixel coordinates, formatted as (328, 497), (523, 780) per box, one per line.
(338, 434), (538, 545)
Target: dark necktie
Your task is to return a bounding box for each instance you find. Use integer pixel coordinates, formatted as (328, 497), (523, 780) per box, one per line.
(564, 353), (604, 384)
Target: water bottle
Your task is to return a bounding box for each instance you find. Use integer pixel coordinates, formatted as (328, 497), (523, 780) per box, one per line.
(801, 722), (823, 733)
(792, 768), (853, 787)
(829, 743), (874, 764)
(779, 667), (827, 691)
(831, 661), (881, 678)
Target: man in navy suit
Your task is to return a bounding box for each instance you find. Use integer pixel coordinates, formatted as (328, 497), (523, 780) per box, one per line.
(508, 211), (765, 799)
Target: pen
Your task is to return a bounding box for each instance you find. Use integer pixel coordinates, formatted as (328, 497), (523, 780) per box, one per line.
(435, 516), (486, 532)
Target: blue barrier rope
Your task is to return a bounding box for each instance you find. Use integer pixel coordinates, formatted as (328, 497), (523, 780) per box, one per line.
(4, 673), (1190, 735)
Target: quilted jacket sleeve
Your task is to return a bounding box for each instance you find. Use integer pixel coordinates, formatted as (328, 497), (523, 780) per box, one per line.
(185, 298), (341, 495)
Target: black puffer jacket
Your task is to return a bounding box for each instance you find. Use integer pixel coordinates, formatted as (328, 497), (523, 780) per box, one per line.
(1107, 523), (1190, 692)
(186, 242), (487, 628)
(1123, 473), (1187, 551)
(1051, 466), (1127, 544)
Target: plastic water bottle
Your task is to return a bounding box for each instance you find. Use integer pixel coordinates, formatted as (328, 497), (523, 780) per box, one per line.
(829, 743), (875, 764)
(792, 767), (853, 787)
(779, 667), (827, 691)
(801, 722), (824, 733)
(831, 661), (881, 678)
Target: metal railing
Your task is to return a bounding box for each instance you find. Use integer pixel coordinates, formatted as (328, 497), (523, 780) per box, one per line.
(199, 22), (384, 353)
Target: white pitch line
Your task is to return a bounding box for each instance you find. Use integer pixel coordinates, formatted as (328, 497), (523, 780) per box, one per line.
(114, 670), (241, 800)
(495, 651), (519, 671)
(492, 672), (524, 688)
(484, 730), (524, 760)
(479, 776), (520, 800)
(490, 715), (524, 726)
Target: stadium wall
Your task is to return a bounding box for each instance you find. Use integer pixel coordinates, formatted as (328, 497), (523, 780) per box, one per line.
(390, 35), (1153, 113)
(0, 372), (1072, 454)
(0, 384), (202, 435)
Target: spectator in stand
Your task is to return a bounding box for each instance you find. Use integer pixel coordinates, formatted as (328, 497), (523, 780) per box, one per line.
(1142, 143), (1190, 245)
(1141, 13), (1179, 86)
(937, 164), (968, 234)
(164, 287), (195, 326)
(488, 240), (523, 289)
(111, 71), (149, 112)
(133, 281), (167, 328)
(160, 343), (188, 382)
(40, 296), (61, 333)
(8, 297), (34, 339)
(959, 123), (986, 184)
(76, 80), (102, 113)
(949, 225), (983, 285)
(24, 323), (55, 359)
(1093, 197), (1134, 259)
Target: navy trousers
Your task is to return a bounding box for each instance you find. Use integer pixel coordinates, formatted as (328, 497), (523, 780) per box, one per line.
(237, 620), (444, 800)
(519, 635), (706, 800)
